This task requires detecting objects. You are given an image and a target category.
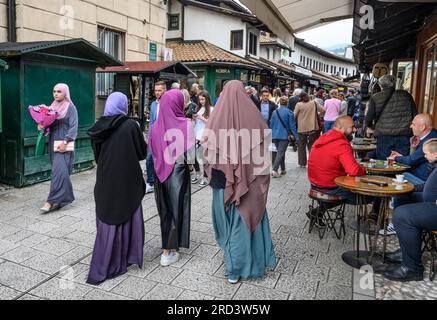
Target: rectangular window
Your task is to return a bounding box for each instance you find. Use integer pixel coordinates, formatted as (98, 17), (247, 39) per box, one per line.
(97, 27), (124, 96)
(168, 14), (180, 31)
(230, 30), (244, 50)
(248, 33), (258, 56)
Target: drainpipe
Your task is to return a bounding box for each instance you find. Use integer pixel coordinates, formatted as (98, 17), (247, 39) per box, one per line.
(7, 0), (17, 42)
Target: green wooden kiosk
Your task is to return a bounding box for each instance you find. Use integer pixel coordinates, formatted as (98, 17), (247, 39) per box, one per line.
(0, 39), (122, 187)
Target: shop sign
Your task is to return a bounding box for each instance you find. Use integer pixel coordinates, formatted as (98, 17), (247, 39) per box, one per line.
(216, 68), (231, 74)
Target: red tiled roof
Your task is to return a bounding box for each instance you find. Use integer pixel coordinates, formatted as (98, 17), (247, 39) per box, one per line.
(166, 40), (256, 67)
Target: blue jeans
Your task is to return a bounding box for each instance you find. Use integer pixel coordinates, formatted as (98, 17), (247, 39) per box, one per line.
(403, 172), (425, 186)
(393, 192), (423, 209)
(393, 203), (437, 272)
(324, 121), (335, 133)
(146, 151), (155, 185)
(322, 187), (362, 205)
(376, 135), (410, 160)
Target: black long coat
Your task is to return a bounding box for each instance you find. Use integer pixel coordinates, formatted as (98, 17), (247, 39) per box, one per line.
(88, 116), (147, 225)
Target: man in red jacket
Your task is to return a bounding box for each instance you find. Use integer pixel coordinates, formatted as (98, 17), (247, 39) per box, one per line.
(308, 116), (366, 204)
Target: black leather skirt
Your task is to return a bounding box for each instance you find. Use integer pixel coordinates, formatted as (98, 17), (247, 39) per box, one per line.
(154, 163), (191, 250)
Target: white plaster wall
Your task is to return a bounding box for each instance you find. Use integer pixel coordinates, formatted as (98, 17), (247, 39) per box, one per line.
(293, 43), (357, 77)
(184, 5), (248, 57)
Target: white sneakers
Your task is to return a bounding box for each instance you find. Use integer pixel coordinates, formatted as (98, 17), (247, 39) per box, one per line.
(160, 252), (180, 267)
(379, 223), (397, 236)
(228, 278), (240, 284)
(146, 183), (154, 194)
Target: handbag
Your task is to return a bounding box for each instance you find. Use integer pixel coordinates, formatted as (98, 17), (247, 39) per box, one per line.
(54, 140), (75, 152)
(275, 110), (295, 142)
(314, 102), (323, 132)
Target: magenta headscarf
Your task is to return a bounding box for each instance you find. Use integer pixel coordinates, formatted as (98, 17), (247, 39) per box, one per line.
(51, 83), (73, 119)
(149, 89), (195, 183)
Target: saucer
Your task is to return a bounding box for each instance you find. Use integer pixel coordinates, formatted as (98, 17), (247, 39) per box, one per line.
(392, 179), (407, 184)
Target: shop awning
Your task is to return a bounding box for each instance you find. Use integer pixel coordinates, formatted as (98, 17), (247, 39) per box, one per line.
(96, 61), (197, 78)
(352, 0), (437, 72)
(0, 39), (122, 68)
(240, 0), (354, 32)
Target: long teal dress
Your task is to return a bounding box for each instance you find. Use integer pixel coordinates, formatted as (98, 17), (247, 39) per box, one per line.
(212, 188), (276, 280)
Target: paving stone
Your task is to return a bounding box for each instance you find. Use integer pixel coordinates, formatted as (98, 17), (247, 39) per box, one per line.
(317, 283), (352, 300)
(3, 230), (35, 243)
(0, 246), (40, 263)
(61, 230), (96, 248)
(26, 221), (59, 234)
(17, 294), (44, 300)
(0, 285), (21, 300)
(18, 234), (51, 247)
(182, 256), (223, 276)
(33, 238), (77, 256)
(127, 261), (159, 278)
(172, 270), (239, 299)
(177, 290), (215, 300)
(276, 274), (318, 300)
(30, 277), (93, 300)
(249, 271), (281, 289)
(111, 277), (157, 299)
(233, 283), (288, 300)
(0, 262), (48, 291)
(192, 244), (220, 260)
(0, 224), (21, 239)
(84, 289), (131, 300)
(21, 251), (69, 275)
(141, 283), (184, 300)
(0, 239), (20, 255)
(146, 266), (183, 284)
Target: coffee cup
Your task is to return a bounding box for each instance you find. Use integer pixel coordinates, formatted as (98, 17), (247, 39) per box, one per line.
(395, 175), (405, 183)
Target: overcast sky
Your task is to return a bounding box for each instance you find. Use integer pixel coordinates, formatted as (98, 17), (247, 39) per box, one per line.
(296, 19), (354, 49)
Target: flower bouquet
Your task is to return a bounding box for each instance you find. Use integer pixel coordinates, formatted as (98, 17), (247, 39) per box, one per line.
(28, 105), (58, 156)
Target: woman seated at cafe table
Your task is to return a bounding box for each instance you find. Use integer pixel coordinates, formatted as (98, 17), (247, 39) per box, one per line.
(384, 138), (437, 282)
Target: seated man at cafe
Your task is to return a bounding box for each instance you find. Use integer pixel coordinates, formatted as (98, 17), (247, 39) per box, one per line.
(384, 138), (437, 282)
(390, 113), (437, 186)
(308, 115), (366, 205)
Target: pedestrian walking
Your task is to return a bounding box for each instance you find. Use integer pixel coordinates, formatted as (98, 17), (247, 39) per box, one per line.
(323, 89), (341, 133)
(40, 83), (78, 213)
(149, 89), (195, 267)
(203, 80), (276, 284)
(145, 81), (167, 194)
(87, 92), (147, 285)
(338, 93), (348, 116)
(294, 92), (325, 168)
(270, 96), (298, 177)
(192, 90), (214, 186)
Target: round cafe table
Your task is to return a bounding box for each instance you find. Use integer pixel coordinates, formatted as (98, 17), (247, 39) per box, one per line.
(352, 144), (377, 158)
(335, 175), (414, 272)
(358, 160), (411, 176)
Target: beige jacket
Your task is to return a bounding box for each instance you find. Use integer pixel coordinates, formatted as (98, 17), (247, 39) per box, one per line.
(294, 100), (325, 133)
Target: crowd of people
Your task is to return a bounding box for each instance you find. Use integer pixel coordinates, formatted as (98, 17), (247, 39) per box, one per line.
(37, 73), (437, 287)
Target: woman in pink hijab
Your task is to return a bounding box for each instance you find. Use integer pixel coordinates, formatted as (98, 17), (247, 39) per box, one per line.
(149, 89), (195, 267)
(40, 83), (78, 213)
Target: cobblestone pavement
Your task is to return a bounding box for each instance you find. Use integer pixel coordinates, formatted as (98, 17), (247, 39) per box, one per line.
(374, 236), (437, 300)
(1, 149), (432, 300)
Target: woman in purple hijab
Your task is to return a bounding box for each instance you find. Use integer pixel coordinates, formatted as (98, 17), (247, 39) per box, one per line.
(87, 92), (147, 285)
(149, 89), (195, 267)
